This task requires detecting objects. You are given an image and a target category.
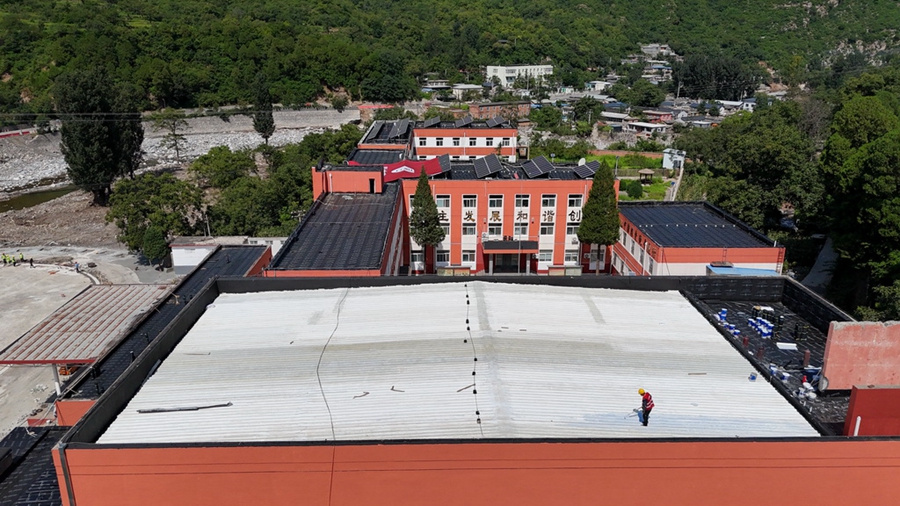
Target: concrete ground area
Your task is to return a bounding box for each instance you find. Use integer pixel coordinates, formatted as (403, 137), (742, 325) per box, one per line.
(0, 264), (88, 435)
(0, 249), (177, 438)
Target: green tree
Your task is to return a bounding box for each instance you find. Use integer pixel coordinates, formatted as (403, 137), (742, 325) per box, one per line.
(106, 173), (203, 251)
(572, 96), (604, 124)
(578, 161), (620, 274)
(408, 169), (445, 272)
(330, 95), (349, 113)
(54, 68), (144, 205)
(253, 73), (275, 144)
(151, 108), (189, 161)
(530, 105), (563, 130)
(189, 146), (256, 189)
(827, 128), (900, 282)
(629, 80), (666, 107)
(141, 226), (170, 266)
(625, 179), (643, 199)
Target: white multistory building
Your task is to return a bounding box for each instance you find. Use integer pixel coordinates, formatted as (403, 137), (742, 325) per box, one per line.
(486, 64), (554, 87)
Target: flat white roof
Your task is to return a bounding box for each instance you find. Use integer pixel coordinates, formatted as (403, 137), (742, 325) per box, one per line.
(98, 282), (818, 444)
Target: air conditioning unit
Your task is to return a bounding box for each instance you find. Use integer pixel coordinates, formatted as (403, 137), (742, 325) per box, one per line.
(570, 237), (579, 245)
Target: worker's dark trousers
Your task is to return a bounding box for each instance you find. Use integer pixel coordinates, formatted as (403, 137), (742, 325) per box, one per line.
(642, 409), (651, 426)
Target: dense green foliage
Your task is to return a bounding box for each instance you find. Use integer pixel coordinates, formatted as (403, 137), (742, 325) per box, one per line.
(54, 67), (144, 205)
(189, 146), (256, 189)
(1, 0), (898, 119)
(141, 225), (170, 265)
(578, 161), (619, 274)
(207, 124), (362, 236)
(608, 80), (665, 107)
(675, 101), (822, 229)
(675, 64), (900, 319)
(106, 173), (203, 251)
(409, 169), (445, 250)
(673, 55), (765, 100)
(624, 179), (644, 199)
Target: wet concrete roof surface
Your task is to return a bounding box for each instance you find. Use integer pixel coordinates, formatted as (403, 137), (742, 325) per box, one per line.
(98, 282), (819, 444)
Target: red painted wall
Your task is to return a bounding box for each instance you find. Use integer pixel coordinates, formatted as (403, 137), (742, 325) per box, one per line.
(823, 321), (900, 390)
(616, 214), (784, 275)
(314, 168), (383, 199)
(245, 247), (272, 276)
(55, 400), (95, 426)
(55, 440), (900, 506)
(844, 385), (900, 436)
(400, 178), (599, 270)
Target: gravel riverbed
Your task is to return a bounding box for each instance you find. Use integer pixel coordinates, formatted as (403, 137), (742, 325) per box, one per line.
(0, 108), (359, 195)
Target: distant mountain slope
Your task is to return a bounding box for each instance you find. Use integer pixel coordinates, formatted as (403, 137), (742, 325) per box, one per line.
(0, 0), (897, 114)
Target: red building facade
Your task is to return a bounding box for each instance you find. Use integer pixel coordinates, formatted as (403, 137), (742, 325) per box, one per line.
(400, 177), (616, 275)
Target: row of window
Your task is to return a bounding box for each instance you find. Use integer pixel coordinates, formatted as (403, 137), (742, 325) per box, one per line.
(413, 249), (580, 266)
(445, 222), (579, 238)
(433, 194), (584, 209)
(418, 137), (512, 147)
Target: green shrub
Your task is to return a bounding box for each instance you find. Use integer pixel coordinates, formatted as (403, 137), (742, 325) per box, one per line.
(626, 179), (644, 199)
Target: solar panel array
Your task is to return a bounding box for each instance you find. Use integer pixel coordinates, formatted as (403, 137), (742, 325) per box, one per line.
(436, 154), (452, 173)
(485, 116), (505, 128)
(522, 159), (542, 178)
(455, 116), (473, 128)
(522, 156), (556, 179)
(423, 116), (441, 128)
(474, 154), (503, 178)
(388, 119), (410, 139)
(573, 160), (601, 179)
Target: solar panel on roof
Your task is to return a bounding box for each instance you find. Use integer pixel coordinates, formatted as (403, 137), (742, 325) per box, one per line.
(483, 154), (502, 174)
(455, 116), (473, 128)
(485, 116), (505, 128)
(473, 155), (502, 178)
(388, 119), (409, 139)
(423, 116), (441, 128)
(533, 155), (554, 174)
(573, 160), (601, 179)
(522, 159), (543, 178)
(436, 154), (452, 173)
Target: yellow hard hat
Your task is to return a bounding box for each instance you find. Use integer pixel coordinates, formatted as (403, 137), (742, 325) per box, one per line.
(638, 388), (645, 395)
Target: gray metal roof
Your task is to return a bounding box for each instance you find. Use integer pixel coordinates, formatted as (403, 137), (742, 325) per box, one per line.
(619, 202), (774, 248)
(271, 184), (400, 271)
(98, 282), (818, 444)
(0, 285), (171, 364)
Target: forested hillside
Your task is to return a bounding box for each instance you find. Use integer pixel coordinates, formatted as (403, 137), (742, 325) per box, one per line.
(1, 0), (899, 117)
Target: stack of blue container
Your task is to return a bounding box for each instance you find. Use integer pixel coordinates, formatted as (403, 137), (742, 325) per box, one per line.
(748, 316), (774, 339)
(715, 308), (741, 337)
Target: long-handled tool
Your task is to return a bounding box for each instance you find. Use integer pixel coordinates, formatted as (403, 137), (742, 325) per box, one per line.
(623, 408), (640, 419)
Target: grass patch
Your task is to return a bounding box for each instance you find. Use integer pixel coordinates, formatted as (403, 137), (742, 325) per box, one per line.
(617, 179), (670, 201)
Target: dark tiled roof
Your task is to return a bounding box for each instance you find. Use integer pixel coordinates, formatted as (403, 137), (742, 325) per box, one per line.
(0, 428), (65, 506)
(347, 148), (406, 165)
(619, 202), (773, 248)
(272, 184), (399, 271)
(691, 298), (847, 435)
(67, 246), (268, 399)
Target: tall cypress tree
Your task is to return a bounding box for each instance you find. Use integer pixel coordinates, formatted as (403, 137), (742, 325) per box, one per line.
(252, 72), (275, 144)
(409, 169), (445, 271)
(55, 68), (143, 206)
(577, 161), (620, 274)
